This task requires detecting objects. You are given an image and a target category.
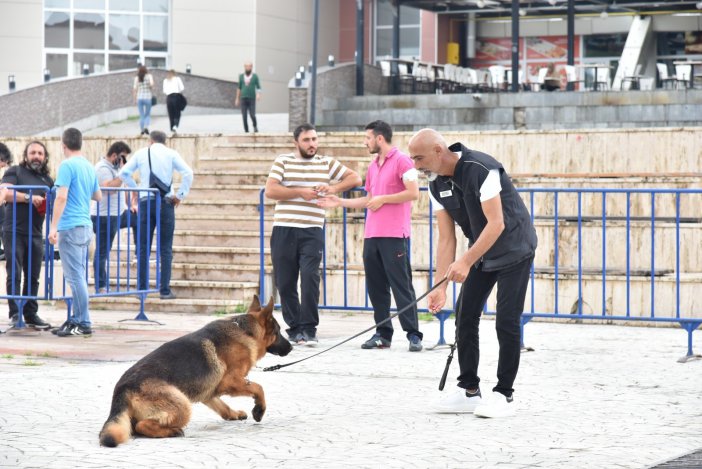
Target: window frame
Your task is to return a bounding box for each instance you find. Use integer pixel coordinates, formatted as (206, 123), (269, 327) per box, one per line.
(43, 0), (171, 78)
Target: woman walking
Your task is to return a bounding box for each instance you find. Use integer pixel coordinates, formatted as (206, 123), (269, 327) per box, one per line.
(163, 70), (185, 134)
(133, 66), (154, 135)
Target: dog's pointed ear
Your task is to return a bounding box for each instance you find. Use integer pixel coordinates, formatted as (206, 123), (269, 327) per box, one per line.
(248, 294), (262, 312)
(260, 296), (274, 317)
(264, 296), (274, 313)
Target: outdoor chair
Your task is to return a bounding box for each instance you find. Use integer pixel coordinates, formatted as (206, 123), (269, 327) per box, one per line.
(621, 63), (643, 90)
(564, 65), (584, 91)
(656, 63), (679, 89)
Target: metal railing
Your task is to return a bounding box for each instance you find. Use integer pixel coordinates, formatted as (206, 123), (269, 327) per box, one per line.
(0, 186), (162, 331)
(259, 187), (702, 361)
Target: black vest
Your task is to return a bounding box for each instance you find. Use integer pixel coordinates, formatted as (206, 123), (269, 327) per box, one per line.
(429, 143), (537, 271)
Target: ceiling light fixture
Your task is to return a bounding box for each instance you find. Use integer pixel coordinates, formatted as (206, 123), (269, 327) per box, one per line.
(548, 0), (557, 5)
(697, 1), (702, 9)
(476, 0), (486, 8)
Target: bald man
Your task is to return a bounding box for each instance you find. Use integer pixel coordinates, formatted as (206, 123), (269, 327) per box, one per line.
(409, 129), (537, 418)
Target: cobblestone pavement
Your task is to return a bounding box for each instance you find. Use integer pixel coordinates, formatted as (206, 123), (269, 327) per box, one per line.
(1, 305), (700, 468)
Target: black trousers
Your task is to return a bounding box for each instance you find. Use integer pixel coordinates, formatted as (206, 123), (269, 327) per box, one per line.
(363, 237), (421, 341)
(240, 97), (257, 132)
(455, 256), (533, 397)
(3, 231), (43, 318)
(270, 226), (323, 337)
(166, 94), (182, 130)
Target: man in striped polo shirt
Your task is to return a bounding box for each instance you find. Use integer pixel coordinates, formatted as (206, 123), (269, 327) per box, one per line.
(265, 123), (361, 346)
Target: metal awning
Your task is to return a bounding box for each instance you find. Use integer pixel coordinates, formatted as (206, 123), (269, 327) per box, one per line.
(396, 1), (702, 17)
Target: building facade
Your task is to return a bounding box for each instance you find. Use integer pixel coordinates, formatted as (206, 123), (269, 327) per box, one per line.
(1, 0), (701, 113)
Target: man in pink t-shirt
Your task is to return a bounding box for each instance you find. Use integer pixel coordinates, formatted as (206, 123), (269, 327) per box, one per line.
(318, 120), (423, 351)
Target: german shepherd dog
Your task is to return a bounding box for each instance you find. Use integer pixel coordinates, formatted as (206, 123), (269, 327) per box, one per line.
(99, 295), (292, 447)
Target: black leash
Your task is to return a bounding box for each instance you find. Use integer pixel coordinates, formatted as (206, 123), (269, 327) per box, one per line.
(263, 277), (448, 372)
(438, 341), (457, 391)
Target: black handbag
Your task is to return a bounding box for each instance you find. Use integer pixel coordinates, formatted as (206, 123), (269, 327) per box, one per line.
(148, 148), (171, 197)
(151, 95), (157, 106)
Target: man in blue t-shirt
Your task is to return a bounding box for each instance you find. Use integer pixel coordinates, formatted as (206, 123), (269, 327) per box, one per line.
(49, 128), (102, 337)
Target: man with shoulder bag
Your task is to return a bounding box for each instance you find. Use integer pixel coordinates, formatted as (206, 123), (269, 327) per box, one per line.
(119, 131), (193, 299)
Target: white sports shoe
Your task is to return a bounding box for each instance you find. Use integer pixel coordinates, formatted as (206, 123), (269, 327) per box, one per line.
(432, 388), (482, 413)
(473, 391), (516, 418)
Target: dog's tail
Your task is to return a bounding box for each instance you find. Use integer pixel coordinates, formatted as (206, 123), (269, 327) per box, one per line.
(99, 392), (132, 447)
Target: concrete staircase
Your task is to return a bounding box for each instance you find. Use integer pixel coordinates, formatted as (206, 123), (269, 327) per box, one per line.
(90, 133), (372, 315)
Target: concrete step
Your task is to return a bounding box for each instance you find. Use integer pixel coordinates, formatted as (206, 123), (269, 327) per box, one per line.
(194, 170), (268, 186)
(197, 155), (370, 172)
(187, 184), (264, 201)
(174, 214), (271, 231)
(220, 132), (366, 145)
(171, 246), (264, 265)
(177, 199), (273, 216)
(210, 142), (369, 158)
(91, 295), (258, 315)
(94, 261), (270, 283)
(173, 230), (269, 248)
(101, 245), (266, 265)
(88, 278), (258, 300)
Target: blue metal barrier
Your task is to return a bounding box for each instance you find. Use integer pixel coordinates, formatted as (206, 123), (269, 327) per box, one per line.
(1, 186), (161, 332)
(0, 185), (52, 330)
(259, 187), (702, 361)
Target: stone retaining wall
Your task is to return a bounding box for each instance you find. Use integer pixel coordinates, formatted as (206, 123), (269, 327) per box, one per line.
(1, 70), (237, 137)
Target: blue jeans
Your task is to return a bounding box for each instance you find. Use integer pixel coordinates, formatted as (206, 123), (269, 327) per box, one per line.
(137, 98), (152, 131)
(92, 215), (118, 291)
(92, 212), (138, 290)
(137, 197), (175, 295)
(58, 226), (93, 328)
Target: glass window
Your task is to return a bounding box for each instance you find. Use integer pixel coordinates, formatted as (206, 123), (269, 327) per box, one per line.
(74, 13), (105, 49)
(143, 0), (169, 13)
(46, 53), (69, 78)
(74, 0), (105, 8)
(376, 29), (392, 57)
(45, 11), (70, 48)
(145, 56), (166, 68)
(109, 53), (140, 71)
(109, 0), (139, 11)
(377, 1), (419, 26)
(143, 15), (168, 52)
(375, 0), (420, 59)
(401, 5), (420, 24)
(657, 32), (702, 56)
(400, 27), (420, 57)
(377, 0), (394, 26)
(45, 0), (70, 7)
(583, 33), (626, 58)
(74, 52), (106, 74)
(109, 14), (140, 50)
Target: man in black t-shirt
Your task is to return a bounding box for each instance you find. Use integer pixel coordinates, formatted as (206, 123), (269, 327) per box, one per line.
(1, 141), (55, 329)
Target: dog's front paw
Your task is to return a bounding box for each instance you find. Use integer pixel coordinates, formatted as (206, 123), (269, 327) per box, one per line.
(252, 404), (266, 422)
(227, 410), (247, 421)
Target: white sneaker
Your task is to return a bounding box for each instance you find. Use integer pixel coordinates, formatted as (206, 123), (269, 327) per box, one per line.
(473, 391), (516, 418)
(432, 388), (482, 413)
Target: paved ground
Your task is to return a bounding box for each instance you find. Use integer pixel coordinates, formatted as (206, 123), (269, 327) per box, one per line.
(1, 303), (700, 468)
(82, 108), (290, 137)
